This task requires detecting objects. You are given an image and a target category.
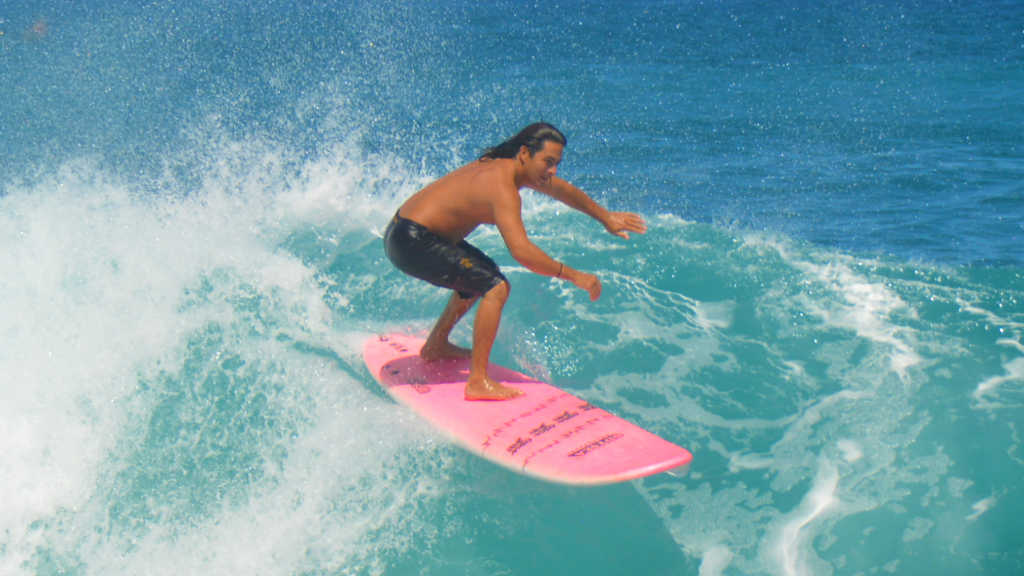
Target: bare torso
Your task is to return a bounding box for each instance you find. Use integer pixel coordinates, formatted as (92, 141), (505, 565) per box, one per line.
(397, 158), (517, 243)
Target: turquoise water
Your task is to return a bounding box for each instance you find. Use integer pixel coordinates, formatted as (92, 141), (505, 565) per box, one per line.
(2, 2), (1022, 574)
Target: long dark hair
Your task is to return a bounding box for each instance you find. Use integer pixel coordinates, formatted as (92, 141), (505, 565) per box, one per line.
(479, 122), (567, 160)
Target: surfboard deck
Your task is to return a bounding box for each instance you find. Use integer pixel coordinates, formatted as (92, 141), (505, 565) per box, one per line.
(363, 333), (692, 485)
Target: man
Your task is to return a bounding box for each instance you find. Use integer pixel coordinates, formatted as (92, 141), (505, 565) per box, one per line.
(384, 123), (647, 401)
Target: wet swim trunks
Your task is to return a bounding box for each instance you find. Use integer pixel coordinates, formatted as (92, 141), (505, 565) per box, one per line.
(384, 212), (507, 299)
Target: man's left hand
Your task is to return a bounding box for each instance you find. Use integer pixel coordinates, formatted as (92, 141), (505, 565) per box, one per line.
(604, 211), (648, 239)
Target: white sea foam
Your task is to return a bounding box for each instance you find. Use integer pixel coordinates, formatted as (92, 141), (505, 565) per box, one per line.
(73, 357), (445, 576)
(699, 544), (734, 576)
(997, 338), (1024, 354)
(974, 356), (1024, 399)
(954, 300), (1024, 402)
(771, 461), (839, 576)
(0, 164), (212, 574)
(803, 260), (920, 379)
(965, 495), (997, 522)
(958, 299), (1024, 337)
(902, 517), (934, 542)
(836, 439), (863, 463)
(754, 236), (921, 380)
(0, 136), (446, 575)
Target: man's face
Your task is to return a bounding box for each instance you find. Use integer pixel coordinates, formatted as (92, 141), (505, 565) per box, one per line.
(521, 140), (563, 187)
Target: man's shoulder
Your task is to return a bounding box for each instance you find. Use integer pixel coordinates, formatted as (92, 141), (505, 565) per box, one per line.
(467, 160), (518, 192)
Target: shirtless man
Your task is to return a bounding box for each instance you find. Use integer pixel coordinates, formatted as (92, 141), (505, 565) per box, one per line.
(383, 123), (647, 400)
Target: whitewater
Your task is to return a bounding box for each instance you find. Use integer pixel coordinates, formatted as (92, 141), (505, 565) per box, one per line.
(2, 1), (1021, 574)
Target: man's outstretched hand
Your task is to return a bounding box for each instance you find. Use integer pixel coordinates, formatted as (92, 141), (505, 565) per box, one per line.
(604, 211), (648, 239)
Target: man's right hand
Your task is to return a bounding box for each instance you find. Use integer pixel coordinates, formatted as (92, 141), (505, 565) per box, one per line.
(568, 269), (602, 301)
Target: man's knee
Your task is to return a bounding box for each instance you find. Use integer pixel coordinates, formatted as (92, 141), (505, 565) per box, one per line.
(486, 280), (510, 301)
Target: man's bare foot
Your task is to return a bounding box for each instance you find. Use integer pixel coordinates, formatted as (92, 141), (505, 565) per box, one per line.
(465, 377), (523, 401)
(420, 340), (472, 362)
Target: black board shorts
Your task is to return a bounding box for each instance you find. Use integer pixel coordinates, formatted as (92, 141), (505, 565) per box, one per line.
(383, 212), (508, 299)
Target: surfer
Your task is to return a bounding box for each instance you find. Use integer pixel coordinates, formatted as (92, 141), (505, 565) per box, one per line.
(383, 122), (647, 401)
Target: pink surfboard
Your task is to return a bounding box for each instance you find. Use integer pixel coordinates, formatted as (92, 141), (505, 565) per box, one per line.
(364, 334), (692, 485)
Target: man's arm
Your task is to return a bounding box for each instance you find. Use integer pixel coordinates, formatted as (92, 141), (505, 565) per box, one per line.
(492, 185), (601, 301)
(533, 176), (647, 239)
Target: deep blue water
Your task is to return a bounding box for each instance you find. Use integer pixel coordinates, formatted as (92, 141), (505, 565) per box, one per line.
(2, 2), (1022, 575)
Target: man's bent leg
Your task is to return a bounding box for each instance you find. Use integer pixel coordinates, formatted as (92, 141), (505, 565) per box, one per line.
(421, 292), (477, 361)
(465, 281), (522, 401)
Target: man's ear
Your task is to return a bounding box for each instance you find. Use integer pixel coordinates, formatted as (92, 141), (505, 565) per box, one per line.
(517, 145), (530, 163)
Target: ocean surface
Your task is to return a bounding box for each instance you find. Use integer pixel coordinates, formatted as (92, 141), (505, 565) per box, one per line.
(2, 1), (1022, 574)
